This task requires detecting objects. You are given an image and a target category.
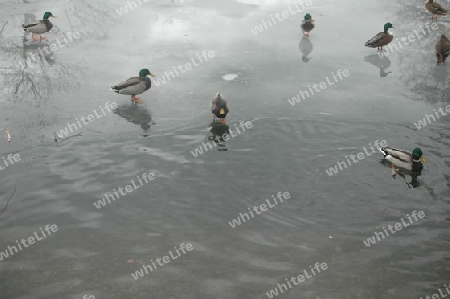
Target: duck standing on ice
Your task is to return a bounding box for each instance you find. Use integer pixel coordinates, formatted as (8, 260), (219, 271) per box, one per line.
(22, 11), (56, 42)
(301, 13), (315, 37)
(365, 23), (394, 52)
(111, 68), (155, 104)
(425, 0), (447, 20)
(435, 34), (450, 64)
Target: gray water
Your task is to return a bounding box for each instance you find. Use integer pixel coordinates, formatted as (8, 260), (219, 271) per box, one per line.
(0, 0), (449, 298)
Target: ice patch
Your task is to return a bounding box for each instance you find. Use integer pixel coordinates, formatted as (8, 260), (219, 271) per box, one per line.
(222, 73), (239, 81)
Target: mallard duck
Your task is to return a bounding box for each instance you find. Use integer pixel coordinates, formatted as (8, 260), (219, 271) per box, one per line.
(436, 34), (450, 64)
(22, 12), (56, 42)
(301, 13), (315, 37)
(211, 92), (229, 122)
(111, 69), (155, 104)
(426, 0), (447, 20)
(380, 147), (425, 172)
(365, 23), (394, 52)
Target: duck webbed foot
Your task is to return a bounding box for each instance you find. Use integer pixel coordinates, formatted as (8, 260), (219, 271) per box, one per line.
(131, 95), (143, 104)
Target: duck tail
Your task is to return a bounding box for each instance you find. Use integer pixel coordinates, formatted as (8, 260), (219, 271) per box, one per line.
(110, 86), (120, 93)
(22, 24), (27, 31)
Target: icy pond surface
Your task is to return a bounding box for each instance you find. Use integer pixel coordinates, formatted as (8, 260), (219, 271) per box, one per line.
(0, 0), (449, 298)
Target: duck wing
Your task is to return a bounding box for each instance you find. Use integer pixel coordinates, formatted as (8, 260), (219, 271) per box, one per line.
(112, 76), (141, 91)
(301, 21), (315, 32)
(427, 2), (448, 14)
(433, 3), (447, 13)
(365, 32), (392, 48)
(22, 19), (43, 30)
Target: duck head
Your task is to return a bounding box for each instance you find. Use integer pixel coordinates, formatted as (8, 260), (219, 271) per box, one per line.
(304, 13), (312, 22)
(139, 68), (156, 78)
(384, 22), (394, 34)
(218, 96), (228, 115)
(412, 147), (425, 163)
(43, 12), (57, 20)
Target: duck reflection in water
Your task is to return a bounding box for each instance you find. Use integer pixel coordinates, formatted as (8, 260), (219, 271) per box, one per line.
(299, 36), (313, 63)
(433, 62), (449, 87)
(381, 160), (422, 188)
(22, 43), (55, 66)
(364, 54), (392, 77)
(114, 103), (153, 133)
(208, 119), (230, 151)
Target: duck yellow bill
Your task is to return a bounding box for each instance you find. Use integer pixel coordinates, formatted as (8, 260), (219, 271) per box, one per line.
(51, 16), (57, 18)
(420, 156), (426, 163)
(150, 73), (156, 77)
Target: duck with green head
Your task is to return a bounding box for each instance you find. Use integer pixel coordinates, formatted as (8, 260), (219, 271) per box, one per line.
(211, 92), (229, 123)
(380, 147), (425, 172)
(111, 69), (156, 104)
(365, 23), (394, 52)
(301, 13), (315, 37)
(22, 12), (56, 42)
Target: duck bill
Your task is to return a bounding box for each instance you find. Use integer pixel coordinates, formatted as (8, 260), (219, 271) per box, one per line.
(420, 156), (426, 163)
(51, 16), (57, 18)
(149, 74), (156, 77)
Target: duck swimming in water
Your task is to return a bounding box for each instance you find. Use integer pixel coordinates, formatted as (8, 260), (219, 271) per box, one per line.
(380, 147), (425, 172)
(111, 68), (155, 104)
(211, 92), (229, 122)
(365, 23), (394, 52)
(22, 11), (57, 42)
(301, 13), (315, 37)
